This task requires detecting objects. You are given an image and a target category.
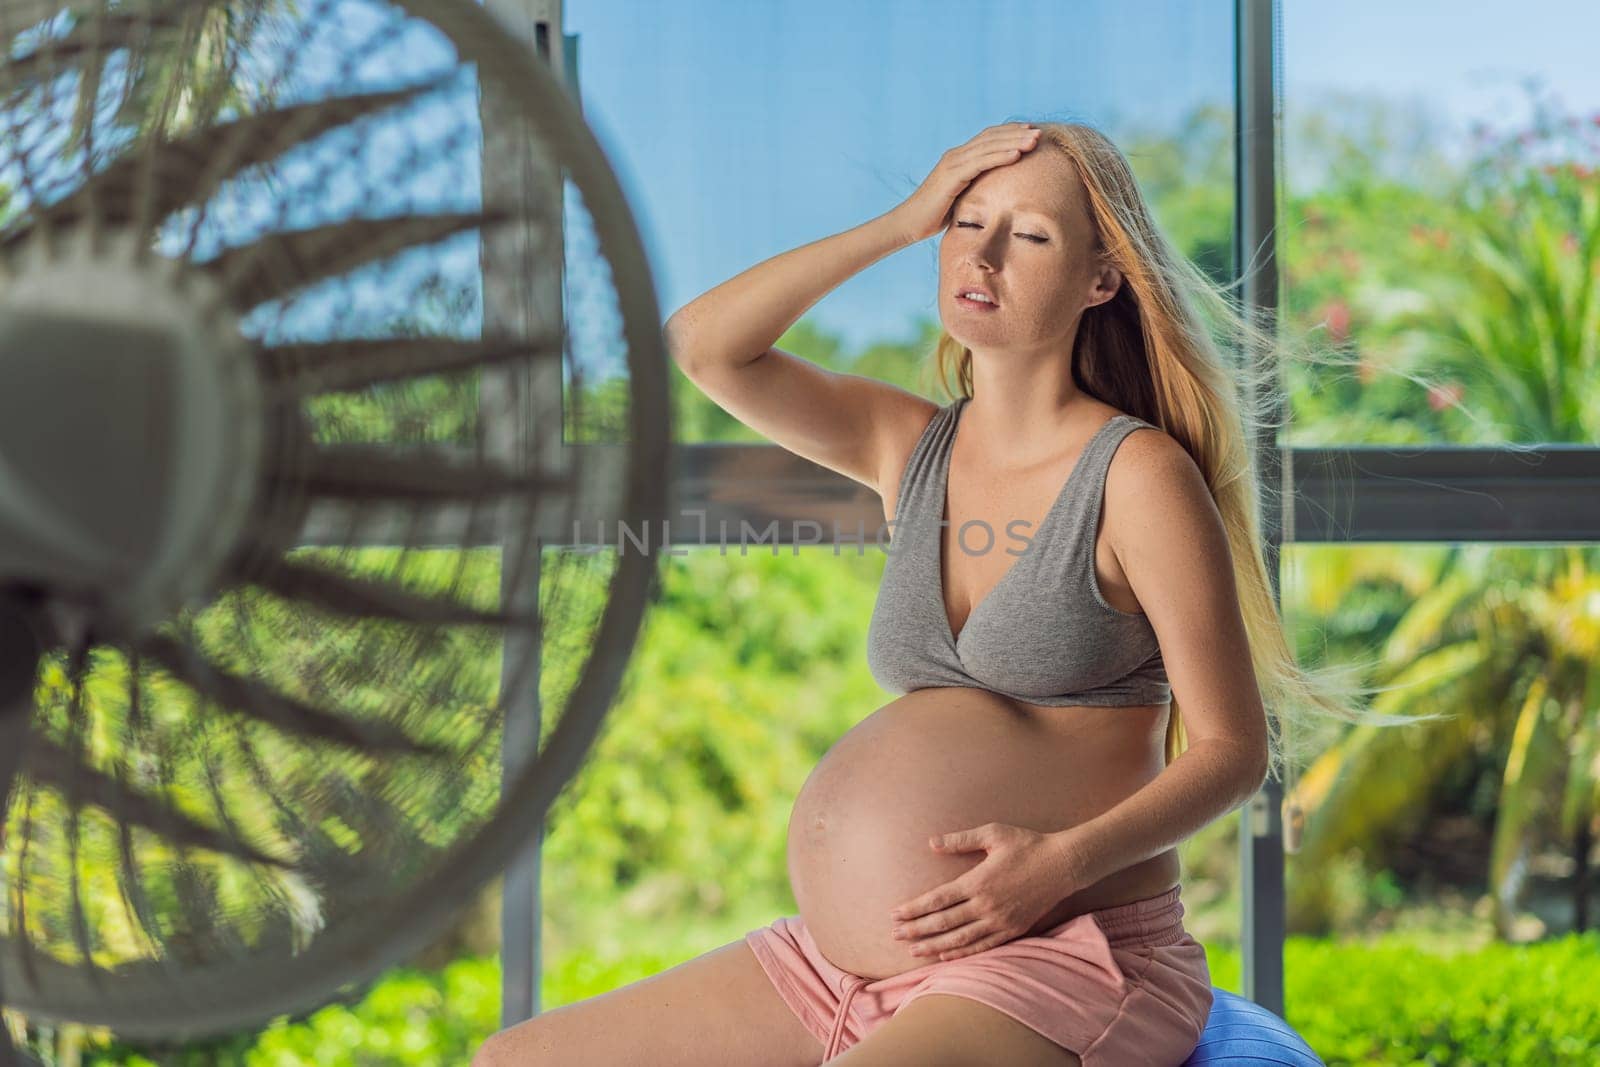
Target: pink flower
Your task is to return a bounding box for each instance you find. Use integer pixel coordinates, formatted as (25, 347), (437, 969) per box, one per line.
(1427, 382), (1464, 411)
(1560, 232), (1579, 256)
(1324, 299), (1350, 344)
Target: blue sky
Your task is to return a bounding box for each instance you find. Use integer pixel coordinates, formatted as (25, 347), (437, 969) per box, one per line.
(5, 1), (1592, 365)
(559, 0), (1599, 356)
(1285, 2), (1599, 132)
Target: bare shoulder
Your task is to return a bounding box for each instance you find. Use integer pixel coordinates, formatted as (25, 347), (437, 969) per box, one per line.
(1102, 418), (1216, 553)
(1104, 415), (1202, 491)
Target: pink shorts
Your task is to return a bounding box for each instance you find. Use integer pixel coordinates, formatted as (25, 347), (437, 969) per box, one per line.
(744, 884), (1212, 1064)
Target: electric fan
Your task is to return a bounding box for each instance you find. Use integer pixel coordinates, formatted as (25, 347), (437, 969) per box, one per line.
(0, 0), (671, 1060)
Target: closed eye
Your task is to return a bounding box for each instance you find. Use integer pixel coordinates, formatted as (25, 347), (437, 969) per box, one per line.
(954, 221), (1047, 243)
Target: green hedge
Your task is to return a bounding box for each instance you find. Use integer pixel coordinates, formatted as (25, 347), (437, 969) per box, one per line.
(1276, 932), (1600, 1065)
(68, 930), (1600, 1065)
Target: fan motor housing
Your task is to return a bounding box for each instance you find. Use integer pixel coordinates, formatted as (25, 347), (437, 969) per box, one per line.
(0, 223), (264, 644)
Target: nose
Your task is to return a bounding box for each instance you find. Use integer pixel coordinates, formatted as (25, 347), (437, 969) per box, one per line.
(967, 234), (1004, 270)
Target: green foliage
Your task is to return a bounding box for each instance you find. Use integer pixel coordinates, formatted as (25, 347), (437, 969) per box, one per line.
(1278, 931), (1600, 1065)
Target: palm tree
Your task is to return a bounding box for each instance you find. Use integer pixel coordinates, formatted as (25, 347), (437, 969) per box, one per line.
(1287, 543), (1600, 939)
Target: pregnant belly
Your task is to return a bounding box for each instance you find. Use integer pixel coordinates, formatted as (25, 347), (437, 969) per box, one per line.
(786, 687), (1172, 980)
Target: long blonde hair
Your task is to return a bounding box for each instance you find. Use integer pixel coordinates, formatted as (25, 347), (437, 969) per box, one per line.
(923, 121), (1441, 788)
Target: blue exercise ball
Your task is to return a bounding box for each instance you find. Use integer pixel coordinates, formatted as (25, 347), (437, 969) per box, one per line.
(1180, 987), (1323, 1065)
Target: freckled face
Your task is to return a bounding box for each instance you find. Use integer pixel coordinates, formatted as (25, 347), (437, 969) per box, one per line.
(939, 151), (1114, 352)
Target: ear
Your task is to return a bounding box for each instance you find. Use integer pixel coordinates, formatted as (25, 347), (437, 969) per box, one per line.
(1087, 263), (1122, 308)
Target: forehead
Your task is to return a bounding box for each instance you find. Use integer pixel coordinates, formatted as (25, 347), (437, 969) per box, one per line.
(959, 192), (1057, 216)
(954, 165), (1081, 223)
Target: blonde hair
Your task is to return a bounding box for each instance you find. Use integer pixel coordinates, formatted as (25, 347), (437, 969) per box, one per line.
(922, 121), (1445, 791)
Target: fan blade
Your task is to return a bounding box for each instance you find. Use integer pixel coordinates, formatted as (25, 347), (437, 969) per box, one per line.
(205, 210), (509, 309)
(253, 557), (535, 629)
(257, 333), (561, 394)
(0, 0), (194, 98)
(299, 444), (571, 501)
(20, 729), (295, 871)
(134, 633), (451, 758)
(1, 75), (454, 249)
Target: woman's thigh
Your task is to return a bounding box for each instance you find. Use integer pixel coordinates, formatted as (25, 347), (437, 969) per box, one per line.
(470, 938), (826, 1067)
(829, 993), (1081, 1067)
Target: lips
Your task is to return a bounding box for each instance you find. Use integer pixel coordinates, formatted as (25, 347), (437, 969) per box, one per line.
(955, 286), (999, 306)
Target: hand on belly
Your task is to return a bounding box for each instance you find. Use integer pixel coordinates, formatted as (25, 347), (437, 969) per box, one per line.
(788, 800), (997, 979)
(783, 689), (1118, 980)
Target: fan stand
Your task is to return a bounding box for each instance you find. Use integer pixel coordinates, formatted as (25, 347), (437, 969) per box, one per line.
(0, 591), (47, 1067)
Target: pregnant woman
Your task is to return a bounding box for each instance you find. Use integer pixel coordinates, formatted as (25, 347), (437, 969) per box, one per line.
(475, 122), (1282, 1066)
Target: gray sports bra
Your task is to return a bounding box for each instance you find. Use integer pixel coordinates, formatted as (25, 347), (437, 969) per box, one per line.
(866, 395), (1171, 707)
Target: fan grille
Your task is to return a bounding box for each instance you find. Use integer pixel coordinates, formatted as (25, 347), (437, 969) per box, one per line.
(0, 0), (670, 1043)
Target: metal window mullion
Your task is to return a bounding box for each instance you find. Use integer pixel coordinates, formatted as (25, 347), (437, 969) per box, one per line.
(1236, 0), (1287, 1018)
(482, 0), (571, 1030)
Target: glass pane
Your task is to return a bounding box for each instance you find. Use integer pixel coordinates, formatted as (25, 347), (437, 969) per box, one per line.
(1264, 542), (1598, 1054)
(1282, 1), (1600, 444)
(567, 0), (1235, 443)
